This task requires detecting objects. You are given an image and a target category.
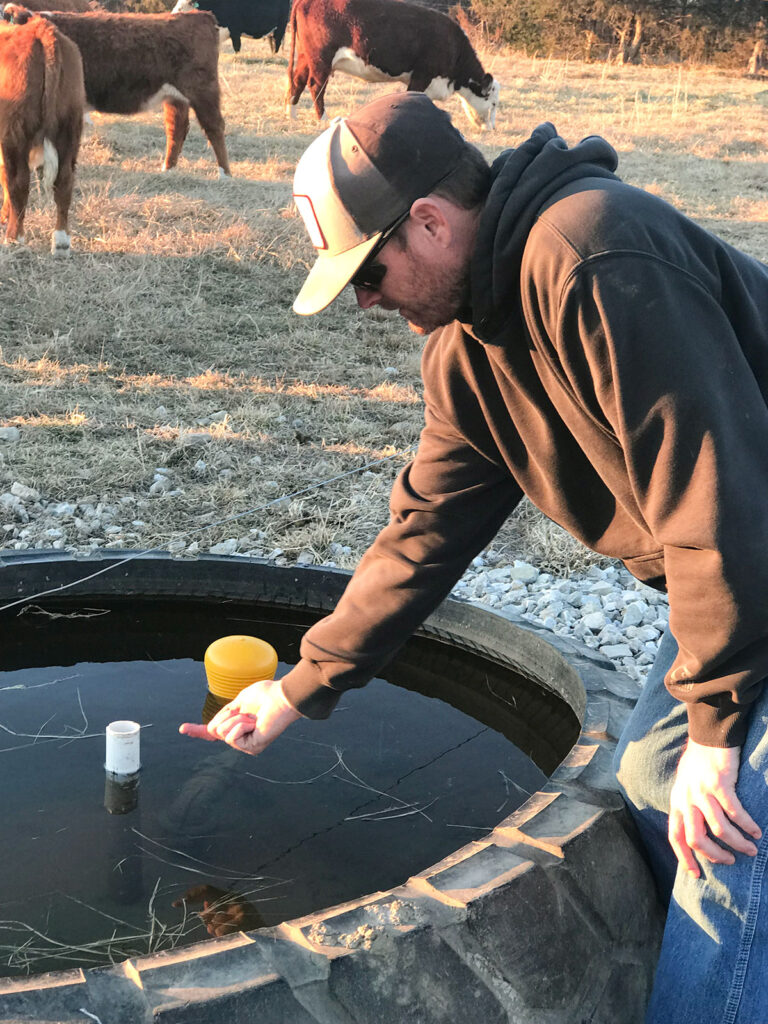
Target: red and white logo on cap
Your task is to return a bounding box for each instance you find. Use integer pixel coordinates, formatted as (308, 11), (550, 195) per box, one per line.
(294, 195), (327, 250)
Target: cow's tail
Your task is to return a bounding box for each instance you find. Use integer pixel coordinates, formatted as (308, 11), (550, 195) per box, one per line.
(287, 0), (298, 93)
(37, 22), (63, 194)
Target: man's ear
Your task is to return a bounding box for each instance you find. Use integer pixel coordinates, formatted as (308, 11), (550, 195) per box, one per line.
(408, 197), (453, 246)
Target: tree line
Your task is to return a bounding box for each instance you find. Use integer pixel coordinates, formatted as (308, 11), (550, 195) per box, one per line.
(465, 0), (768, 69)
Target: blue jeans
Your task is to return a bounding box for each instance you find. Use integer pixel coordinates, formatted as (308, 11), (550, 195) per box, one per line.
(614, 630), (768, 1024)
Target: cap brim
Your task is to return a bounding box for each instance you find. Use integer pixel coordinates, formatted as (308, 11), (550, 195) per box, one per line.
(293, 233), (381, 316)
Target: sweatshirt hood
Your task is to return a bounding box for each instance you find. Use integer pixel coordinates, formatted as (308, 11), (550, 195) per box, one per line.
(471, 123), (619, 339)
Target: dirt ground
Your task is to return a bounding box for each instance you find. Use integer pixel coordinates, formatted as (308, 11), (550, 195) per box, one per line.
(1, 36), (766, 573)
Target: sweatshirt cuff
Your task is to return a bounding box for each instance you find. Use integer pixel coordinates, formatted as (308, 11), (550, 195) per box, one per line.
(280, 658), (343, 719)
(686, 699), (750, 748)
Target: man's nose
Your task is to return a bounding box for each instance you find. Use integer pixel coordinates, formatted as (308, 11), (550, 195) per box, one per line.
(354, 285), (381, 310)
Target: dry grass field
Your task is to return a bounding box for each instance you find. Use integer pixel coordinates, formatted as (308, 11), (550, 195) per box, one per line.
(1, 35), (767, 573)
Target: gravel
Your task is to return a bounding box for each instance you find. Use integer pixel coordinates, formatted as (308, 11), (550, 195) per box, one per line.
(0, 489), (667, 682)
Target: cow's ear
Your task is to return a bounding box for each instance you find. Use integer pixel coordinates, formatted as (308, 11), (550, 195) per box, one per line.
(482, 72), (493, 88)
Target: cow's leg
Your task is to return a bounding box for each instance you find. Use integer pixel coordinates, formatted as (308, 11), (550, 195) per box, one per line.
(307, 63), (331, 121)
(286, 53), (310, 118)
(51, 117), (82, 256)
(408, 72), (436, 93)
(189, 89), (231, 178)
(1, 145), (29, 244)
(0, 155), (9, 226)
(162, 98), (191, 173)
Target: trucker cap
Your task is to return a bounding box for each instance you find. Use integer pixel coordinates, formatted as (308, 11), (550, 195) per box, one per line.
(292, 92), (468, 316)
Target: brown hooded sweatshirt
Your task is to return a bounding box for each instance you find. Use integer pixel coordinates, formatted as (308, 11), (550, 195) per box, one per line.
(281, 123), (768, 749)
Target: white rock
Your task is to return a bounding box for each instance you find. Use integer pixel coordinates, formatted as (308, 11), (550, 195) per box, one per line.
(583, 611), (607, 631)
(149, 477), (172, 496)
(0, 493), (28, 522)
(636, 625), (661, 643)
(180, 432), (213, 446)
(487, 566), (512, 582)
(600, 643), (634, 658)
(11, 482), (39, 501)
(0, 427), (20, 442)
(510, 561), (539, 584)
(621, 601), (648, 627)
(209, 539), (238, 555)
(52, 502), (76, 517)
(591, 581), (615, 596)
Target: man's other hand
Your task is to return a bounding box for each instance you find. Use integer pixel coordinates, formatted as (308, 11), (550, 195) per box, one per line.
(669, 739), (762, 877)
(179, 678), (301, 756)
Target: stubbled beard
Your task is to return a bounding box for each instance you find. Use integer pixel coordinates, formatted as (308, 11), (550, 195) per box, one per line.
(401, 248), (470, 335)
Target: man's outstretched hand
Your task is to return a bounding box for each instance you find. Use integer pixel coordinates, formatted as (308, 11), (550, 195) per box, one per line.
(668, 738), (762, 877)
(179, 678), (302, 756)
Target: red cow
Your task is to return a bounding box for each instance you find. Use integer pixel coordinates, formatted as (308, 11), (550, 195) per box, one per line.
(287, 0), (499, 129)
(0, 15), (84, 252)
(3, 6), (231, 177)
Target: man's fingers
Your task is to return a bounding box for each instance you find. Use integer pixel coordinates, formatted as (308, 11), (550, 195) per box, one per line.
(686, 805), (735, 864)
(681, 803), (735, 866)
(669, 811), (700, 877)
(179, 722), (217, 741)
(702, 794), (759, 856)
(715, 793), (762, 842)
(223, 718), (258, 748)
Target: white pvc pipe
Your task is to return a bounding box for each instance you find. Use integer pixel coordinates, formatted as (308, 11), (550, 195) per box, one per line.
(105, 720), (141, 775)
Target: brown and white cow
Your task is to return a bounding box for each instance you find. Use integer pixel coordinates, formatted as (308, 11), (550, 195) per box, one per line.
(3, 6), (231, 177)
(287, 0), (499, 129)
(0, 15), (84, 252)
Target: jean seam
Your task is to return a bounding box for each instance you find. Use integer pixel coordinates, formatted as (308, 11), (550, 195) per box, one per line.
(721, 832), (768, 1024)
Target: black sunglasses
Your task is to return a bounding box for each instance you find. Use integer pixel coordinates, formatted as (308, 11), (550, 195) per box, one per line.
(350, 211), (410, 292)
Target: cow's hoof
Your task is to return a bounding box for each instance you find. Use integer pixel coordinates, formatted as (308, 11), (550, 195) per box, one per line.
(52, 231), (71, 256)
(217, 166), (232, 180)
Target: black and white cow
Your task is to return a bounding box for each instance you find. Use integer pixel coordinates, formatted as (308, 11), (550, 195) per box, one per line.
(287, 0), (499, 129)
(172, 0), (291, 53)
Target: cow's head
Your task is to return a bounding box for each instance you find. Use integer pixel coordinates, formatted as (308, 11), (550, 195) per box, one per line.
(172, 0), (230, 50)
(1, 4), (34, 24)
(460, 73), (499, 130)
